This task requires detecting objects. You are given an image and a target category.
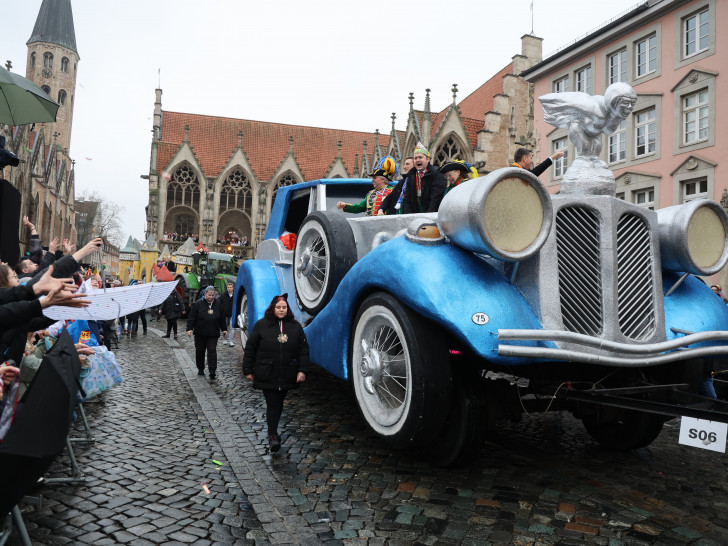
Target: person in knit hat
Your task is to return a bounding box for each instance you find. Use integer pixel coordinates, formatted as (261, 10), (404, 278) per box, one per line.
(400, 142), (447, 213)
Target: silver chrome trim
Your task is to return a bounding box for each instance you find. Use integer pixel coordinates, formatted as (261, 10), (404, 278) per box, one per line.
(498, 328), (728, 354)
(498, 344), (728, 367)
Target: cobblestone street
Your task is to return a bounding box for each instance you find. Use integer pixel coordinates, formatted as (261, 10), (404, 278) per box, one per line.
(8, 320), (728, 545)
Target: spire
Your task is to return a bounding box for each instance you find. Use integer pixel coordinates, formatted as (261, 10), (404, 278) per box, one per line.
(288, 135), (294, 152)
(391, 112), (396, 133)
(374, 129), (381, 157)
(354, 154), (359, 177)
(336, 139), (342, 158)
(408, 92), (414, 112)
(238, 130), (243, 147)
(184, 124), (190, 142)
(423, 89), (432, 149)
(27, 0), (78, 55)
(452, 83), (458, 105)
(424, 89), (431, 117)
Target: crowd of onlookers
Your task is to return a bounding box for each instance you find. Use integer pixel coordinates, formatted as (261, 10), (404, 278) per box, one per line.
(162, 232), (198, 243)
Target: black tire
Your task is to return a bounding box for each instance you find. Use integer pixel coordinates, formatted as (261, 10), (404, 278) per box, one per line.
(350, 292), (451, 448)
(236, 290), (249, 349)
(424, 372), (488, 467)
(581, 407), (664, 451)
(294, 211), (357, 315)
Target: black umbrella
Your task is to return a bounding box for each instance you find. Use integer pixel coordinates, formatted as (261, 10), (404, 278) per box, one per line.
(0, 330), (81, 516)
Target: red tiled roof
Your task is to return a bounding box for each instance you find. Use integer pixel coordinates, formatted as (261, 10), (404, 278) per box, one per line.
(456, 63), (513, 120)
(157, 112), (390, 181)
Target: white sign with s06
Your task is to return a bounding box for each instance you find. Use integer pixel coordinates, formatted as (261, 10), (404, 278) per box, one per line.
(678, 417), (727, 453)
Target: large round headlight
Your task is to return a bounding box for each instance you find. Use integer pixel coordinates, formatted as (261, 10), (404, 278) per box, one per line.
(438, 167), (553, 261)
(657, 199), (728, 275)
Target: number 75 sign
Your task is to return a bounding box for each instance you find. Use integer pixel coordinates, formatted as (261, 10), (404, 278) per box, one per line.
(679, 417), (727, 453)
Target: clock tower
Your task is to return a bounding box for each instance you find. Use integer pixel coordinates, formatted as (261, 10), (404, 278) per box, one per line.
(25, 0), (79, 156)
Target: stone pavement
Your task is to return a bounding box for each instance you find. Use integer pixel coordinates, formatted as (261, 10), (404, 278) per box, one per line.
(8, 318), (728, 545)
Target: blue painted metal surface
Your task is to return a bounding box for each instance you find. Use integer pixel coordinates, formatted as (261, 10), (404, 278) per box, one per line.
(663, 272), (728, 346)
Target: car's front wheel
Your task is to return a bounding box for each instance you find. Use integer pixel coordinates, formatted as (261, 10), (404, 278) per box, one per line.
(237, 291), (249, 349)
(350, 292), (451, 448)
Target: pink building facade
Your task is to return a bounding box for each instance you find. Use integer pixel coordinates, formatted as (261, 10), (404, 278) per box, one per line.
(523, 0), (725, 281)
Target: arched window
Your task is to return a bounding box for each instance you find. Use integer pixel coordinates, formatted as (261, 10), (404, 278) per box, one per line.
(41, 85), (51, 95)
(43, 52), (53, 69)
(61, 57), (69, 73)
(220, 169), (252, 213)
(58, 90), (66, 105)
(175, 213), (195, 236)
(434, 136), (464, 165)
(272, 173), (297, 205)
(166, 165), (200, 209)
(30, 52), (36, 69)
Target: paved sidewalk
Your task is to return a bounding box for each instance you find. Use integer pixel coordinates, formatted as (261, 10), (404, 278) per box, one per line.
(8, 320), (728, 545)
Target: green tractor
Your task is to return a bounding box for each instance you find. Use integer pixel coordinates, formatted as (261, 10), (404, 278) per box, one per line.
(175, 250), (238, 310)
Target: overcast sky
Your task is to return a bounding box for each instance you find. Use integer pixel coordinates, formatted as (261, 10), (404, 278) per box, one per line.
(5, 0), (641, 243)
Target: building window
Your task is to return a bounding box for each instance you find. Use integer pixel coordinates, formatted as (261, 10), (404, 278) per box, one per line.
(608, 50), (627, 84)
(43, 52), (53, 69)
(616, 192), (625, 200)
(167, 165), (200, 209)
(174, 213), (195, 236)
(553, 138), (568, 178)
(575, 66), (592, 94)
(634, 108), (656, 157)
(41, 85), (51, 95)
(58, 89), (66, 105)
(682, 178), (708, 202)
(30, 52), (36, 69)
(683, 89), (708, 145)
(608, 120), (626, 164)
(434, 135), (464, 165)
(553, 76), (570, 93)
(635, 189), (655, 210)
(635, 35), (657, 78)
(271, 173), (297, 205)
(684, 8), (709, 58)
(61, 57), (69, 73)
(220, 169), (252, 213)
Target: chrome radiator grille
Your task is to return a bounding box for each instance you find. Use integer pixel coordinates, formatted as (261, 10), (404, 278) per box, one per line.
(616, 213), (656, 340)
(555, 206), (602, 336)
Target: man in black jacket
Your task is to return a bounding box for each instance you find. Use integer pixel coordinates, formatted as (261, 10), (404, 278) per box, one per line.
(378, 156), (414, 215)
(186, 287), (227, 379)
(401, 142), (447, 214)
(220, 282), (235, 346)
(512, 147), (566, 177)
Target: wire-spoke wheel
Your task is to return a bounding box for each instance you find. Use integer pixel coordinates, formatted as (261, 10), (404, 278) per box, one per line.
(236, 291), (249, 348)
(351, 292), (451, 448)
(293, 212), (356, 315)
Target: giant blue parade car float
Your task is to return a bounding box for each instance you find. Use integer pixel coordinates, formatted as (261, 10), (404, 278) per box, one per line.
(234, 83), (728, 465)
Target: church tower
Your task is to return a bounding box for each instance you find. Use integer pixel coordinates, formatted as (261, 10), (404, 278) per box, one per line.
(25, 0), (79, 156)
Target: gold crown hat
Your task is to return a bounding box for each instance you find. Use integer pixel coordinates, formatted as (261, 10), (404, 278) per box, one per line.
(413, 141), (430, 157)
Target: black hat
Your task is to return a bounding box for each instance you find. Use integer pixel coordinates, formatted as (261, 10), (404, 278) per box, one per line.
(439, 161), (471, 175)
(370, 169), (393, 181)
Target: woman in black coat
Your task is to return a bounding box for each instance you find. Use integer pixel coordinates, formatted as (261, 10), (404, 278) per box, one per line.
(186, 286), (227, 379)
(159, 288), (185, 339)
(242, 293), (309, 452)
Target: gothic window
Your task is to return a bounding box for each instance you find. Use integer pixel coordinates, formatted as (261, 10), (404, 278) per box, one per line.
(58, 90), (66, 105)
(166, 165), (200, 209)
(174, 213), (195, 235)
(220, 169), (252, 213)
(434, 136), (463, 165)
(30, 52), (36, 69)
(272, 173), (297, 204)
(43, 52), (53, 70)
(61, 57), (69, 73)
(41, 85), (51, 95)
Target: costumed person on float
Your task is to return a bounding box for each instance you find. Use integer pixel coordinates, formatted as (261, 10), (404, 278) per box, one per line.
(439, 159), (479, 194)
(336, 156), (398, 216)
